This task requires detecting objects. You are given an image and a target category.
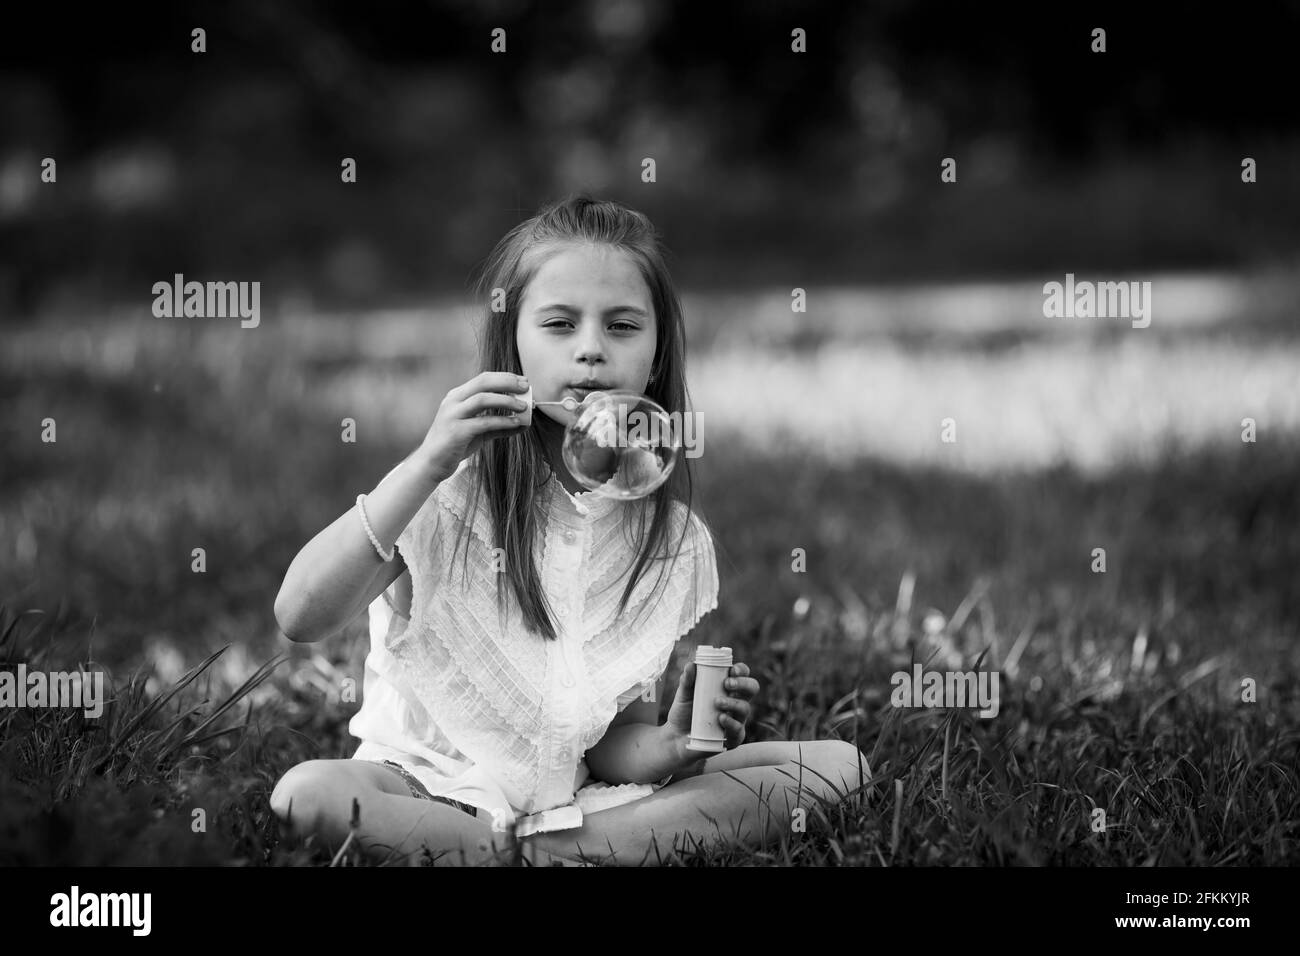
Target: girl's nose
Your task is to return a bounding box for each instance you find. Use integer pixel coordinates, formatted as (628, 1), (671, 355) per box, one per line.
(574, 330), (607, 364)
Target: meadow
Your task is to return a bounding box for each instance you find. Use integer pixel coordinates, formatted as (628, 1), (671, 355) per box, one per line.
(2, 272), (1297, 865)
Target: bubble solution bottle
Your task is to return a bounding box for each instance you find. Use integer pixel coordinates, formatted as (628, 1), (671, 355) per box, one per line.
(687, 645), (733, 752)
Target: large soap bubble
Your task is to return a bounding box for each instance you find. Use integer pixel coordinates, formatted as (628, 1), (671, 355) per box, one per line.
(560, 390), (679, 499)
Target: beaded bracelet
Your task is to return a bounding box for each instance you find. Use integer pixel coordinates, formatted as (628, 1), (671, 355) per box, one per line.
(356, 493), (395, 562)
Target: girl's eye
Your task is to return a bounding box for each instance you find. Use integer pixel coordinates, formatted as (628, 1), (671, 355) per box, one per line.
(543, 320), (640, 332)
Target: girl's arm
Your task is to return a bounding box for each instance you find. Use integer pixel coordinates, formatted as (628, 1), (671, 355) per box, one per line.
(276, 369), (529, 642)
(584, 680), (708, 785)
(273, 449), (449, 643)
(584, 722), (706, 786)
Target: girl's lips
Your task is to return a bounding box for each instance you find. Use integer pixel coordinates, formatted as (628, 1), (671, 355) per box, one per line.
(531, 388), (611, 413)
(566, 385), (611, 400)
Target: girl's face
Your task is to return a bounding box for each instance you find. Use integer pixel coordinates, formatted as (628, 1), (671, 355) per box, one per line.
(516, 242), (658, 425)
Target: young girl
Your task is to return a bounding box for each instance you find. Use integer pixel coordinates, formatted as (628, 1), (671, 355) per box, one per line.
(271, 196), (869, 866)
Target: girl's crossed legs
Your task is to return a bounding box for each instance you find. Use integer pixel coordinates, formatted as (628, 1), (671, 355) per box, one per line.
(530, 739), (871, 866)
(270, 739), (870, 867)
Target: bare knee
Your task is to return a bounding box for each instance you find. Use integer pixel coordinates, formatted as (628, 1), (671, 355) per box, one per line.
(271, 759), (350, 839)
(784, 739), (871, 797)
(824, 738), (871, 789)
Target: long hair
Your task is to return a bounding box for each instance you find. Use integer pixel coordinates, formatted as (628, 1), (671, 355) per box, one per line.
(442, 194), (707, 642)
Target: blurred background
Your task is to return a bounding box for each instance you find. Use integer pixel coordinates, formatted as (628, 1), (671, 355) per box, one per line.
(2, 0), (1298, 702)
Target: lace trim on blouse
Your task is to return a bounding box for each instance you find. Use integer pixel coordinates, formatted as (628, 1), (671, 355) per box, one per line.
(382, 457), (719, 811)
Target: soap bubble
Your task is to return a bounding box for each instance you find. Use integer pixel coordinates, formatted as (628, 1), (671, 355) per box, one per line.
(562, 391), (679, 499)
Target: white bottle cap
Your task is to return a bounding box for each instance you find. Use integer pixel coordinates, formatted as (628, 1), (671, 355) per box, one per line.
(694, 645), (732, 667)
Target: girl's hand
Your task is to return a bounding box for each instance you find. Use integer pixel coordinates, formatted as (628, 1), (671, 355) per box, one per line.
(417, 371), (531, 479)
(664, 661), (761, 756)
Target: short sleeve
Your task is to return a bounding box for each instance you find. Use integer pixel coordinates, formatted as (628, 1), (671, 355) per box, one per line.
(373, 463), (408, 615)
(676, 514), (719, 639)
(394, 496), (439, 580)
(380, 461), (443, 625)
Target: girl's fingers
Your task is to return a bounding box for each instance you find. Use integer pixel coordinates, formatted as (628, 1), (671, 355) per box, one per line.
(722, 715), (745, 742)
(466, 416), (526, 445)
(723, 677), (759, 698)
(464, 414), (527, 454)
(471, 412), (527, 428)
(464, 390), (529, 417)
(725, 665), (756, 692)
(717, 699), (749, 720)
(449, 371), (528, 405)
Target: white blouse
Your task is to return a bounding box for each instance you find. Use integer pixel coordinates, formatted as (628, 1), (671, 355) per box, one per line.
(348, 454), (720, 833)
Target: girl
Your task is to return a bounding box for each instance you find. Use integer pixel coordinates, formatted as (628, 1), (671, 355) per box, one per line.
(271, 196), (869, 866)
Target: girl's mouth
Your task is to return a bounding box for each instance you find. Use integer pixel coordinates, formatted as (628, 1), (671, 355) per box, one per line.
(565, 385), (612, 402)
(532, 388), (612, 413)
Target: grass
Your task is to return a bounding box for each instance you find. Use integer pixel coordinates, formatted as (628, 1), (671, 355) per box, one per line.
(2, 282), (1298, 865)
(2, 513), (1296, 866)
